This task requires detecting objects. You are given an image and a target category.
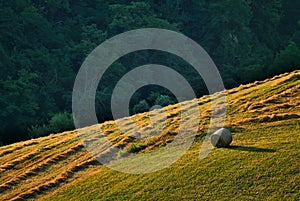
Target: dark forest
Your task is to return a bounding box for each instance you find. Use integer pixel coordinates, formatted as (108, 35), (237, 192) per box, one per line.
(0, 0), (299, 145)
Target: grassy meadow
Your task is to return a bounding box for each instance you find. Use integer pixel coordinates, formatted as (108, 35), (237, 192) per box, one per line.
(0, 71), (299, 200)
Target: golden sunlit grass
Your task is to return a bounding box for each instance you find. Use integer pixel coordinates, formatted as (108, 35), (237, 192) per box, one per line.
(0, 71), (299, 200)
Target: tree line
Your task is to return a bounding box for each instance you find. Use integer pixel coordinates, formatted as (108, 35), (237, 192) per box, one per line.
(0, 0), (299, 145)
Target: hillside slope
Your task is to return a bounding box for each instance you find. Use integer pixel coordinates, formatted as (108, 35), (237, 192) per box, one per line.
(0, 71), (299, 200)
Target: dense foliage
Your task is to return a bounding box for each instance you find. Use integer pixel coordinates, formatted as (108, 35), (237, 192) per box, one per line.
(0, 0), (299, 145)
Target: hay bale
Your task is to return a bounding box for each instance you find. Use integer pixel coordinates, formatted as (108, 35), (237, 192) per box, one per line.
(211, 128), (232, 148)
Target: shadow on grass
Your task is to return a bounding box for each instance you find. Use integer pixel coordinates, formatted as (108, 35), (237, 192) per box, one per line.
(226, 145), (276, 153)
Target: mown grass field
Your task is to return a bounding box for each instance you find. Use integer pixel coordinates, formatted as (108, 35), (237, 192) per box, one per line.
(0, 71), (299, 200)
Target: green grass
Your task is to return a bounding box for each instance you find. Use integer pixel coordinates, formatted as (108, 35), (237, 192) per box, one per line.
(0, 70), (299, 200)
(128, 143), (147, 153)
(42, 120), (300, 201)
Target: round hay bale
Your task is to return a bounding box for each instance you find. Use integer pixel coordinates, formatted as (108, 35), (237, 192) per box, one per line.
(211, 128), (232, 148)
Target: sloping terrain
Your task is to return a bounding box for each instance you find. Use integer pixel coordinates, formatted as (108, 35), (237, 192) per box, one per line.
(0, 71), (299, 200)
